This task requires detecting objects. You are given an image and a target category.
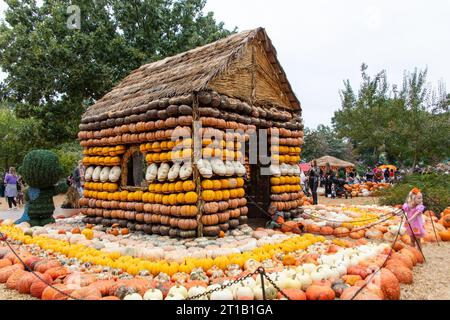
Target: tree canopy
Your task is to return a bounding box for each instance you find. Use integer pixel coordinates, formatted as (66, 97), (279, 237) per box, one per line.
(301, 125), (354, 163)
(0, 0), (234, 145)
(333, 64), (449, 168)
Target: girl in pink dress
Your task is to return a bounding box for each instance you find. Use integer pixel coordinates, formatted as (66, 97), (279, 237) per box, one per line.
(402, 188), (425, 247)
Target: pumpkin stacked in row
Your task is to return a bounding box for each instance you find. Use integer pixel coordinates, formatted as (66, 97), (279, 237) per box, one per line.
(268, 127), (304, 216)
(196, 127), (248, 237)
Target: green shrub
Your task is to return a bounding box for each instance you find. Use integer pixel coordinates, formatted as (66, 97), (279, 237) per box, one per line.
(19, 149), (63, 188)
(379, 174), (450, 214)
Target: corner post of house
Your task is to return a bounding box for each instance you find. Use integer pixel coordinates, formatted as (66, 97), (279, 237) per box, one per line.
(192, 91), (204, 237)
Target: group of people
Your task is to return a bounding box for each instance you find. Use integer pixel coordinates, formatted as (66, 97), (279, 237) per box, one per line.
(0, 167), (25, 211)
(364, 166), (396, 183)
(301, 162), (398, 205)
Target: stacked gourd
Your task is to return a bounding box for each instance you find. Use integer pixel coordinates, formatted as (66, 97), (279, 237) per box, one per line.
(78, 90), (304, 238)
(82, 146), (124, 200)
(142, 125), (198, 238)
(196, 92), (251, 237)
(269, 128), (304, 215)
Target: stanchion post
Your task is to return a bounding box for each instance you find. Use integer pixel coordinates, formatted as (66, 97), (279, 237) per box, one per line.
(258, 267), (266, 300)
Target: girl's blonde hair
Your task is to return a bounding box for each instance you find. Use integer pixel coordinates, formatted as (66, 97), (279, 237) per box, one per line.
(406, 188), (421, 208)
(9, 167), (16, 175)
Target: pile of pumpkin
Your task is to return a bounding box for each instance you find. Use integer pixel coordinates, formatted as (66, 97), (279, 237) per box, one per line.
(437, 207), (450, 241)
(290, 204), (450, 244)
(0, 228), (424, 300)
(344, 182), (391, 197)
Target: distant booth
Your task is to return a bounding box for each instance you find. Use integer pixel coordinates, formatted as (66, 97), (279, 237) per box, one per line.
(311, 156), (355, 172)
(78, 28), (305, 238)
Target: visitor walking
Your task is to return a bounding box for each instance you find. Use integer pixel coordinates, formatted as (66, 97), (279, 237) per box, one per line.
(308, 161), (320, 205)
(4, 167), (19, 210)
(402, 188), (425, 249)
(73, 160), (84, 197)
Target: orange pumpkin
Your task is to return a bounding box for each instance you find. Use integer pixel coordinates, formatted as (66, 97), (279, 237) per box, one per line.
(438, 229), (450, 241)
(305, 285), (335, 300)
(280, 289), (306, 300)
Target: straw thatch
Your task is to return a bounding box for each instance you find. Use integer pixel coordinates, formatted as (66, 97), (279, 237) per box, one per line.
(311, 156), (355, 168)
(83, 27), (300, 119)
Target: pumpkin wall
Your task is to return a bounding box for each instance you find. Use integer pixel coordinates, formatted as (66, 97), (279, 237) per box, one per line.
(78, 91), (304, 238)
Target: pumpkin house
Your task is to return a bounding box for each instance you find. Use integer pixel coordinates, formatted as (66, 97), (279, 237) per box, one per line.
(78, 28), (305, 238)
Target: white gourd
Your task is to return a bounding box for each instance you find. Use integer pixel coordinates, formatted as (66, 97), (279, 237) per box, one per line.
(109, 166), (121, 182)
(269, 165), (281, 176)
(224, 161), (235, 176)
(168, 163), (181, 181)
(146, 163), (158, 182)
(100, 167), (111, 182)
(233, 162), (246, 176)
(84, 166), (94, 181)
(211, 159), (226, 176)
(157, 163), (170, 181)
(179, 162), (193, 180)
(92, 166), (102, 182)
(197, 159), (213, 178)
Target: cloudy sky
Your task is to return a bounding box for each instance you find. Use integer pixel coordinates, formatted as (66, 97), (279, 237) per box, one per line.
(1, 0), (449, 128)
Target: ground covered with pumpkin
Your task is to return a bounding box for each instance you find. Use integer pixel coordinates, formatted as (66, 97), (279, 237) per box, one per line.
(0, 204), (448, 300)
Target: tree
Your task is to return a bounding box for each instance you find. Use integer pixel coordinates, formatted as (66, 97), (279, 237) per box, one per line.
(333, 64), (450, 168)
(0, 105), (43, 170)
(301, 125), (354, 162)
(0, 0), (233, 145)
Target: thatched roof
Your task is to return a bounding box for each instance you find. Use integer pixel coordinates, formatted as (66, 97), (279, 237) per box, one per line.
(311, 156), (355, 168)
(83, 28), (300, 119)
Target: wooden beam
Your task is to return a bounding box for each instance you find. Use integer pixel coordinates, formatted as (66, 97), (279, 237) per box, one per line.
(192, 92), (204, 237)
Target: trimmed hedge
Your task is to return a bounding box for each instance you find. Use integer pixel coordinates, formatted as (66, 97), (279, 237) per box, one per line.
(378, 174), (450, 215)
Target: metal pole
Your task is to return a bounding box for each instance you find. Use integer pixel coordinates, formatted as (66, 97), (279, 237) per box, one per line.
(258, 267), (266, 300)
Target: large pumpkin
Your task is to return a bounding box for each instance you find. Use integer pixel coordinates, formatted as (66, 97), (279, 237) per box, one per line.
(305, 285), (335, 300)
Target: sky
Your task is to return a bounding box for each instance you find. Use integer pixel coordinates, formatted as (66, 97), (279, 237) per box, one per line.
(1, 0), (449, 128)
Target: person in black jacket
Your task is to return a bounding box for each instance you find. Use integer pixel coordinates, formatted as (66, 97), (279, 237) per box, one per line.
(308, 161), (320, 205)
(324, 163), (335, 198)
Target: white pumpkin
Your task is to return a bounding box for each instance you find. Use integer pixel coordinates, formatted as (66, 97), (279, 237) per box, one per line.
(295, 272), (313, 290)
(210, 289), (234, 300)
(123, 293), (143, 300)
(109, 166), (121, 182)
(211, 159), (226, 176)
(187, 286), (208, 300)
(146, 163), (158, 182)
(143, 289), (163, 300)
(168, 163), (181, 181)
(224, 161), (235, 176)
(234, 286), (254, 300)
(302, 263), (317, 274)
(100, 167), (111, 182)
(92, 166), (102, 181)
(179, 162), (193, 180)
(157, 163), (170, 181)
(197, 159), (213, 178)
(84, 166), (94, 181)
(165, 293), (185, 300)
(269, 165), (281, 176)
(233, 162), (246, 177)
(168, 285), (188, 299)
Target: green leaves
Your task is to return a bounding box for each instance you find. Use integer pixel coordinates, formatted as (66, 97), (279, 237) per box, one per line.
(333, 64), (450, 167)
(301, 125), (354, 162)
(0, 0), (233, 146)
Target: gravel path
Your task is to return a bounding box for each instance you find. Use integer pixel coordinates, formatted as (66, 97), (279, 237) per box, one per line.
(0, 284), (37, 300)
(401, 242), (450, 300)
